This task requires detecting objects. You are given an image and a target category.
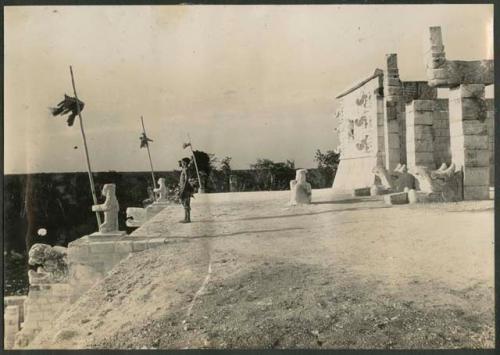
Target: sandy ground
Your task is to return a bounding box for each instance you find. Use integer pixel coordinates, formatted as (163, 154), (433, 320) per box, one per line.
(30, 189), (494, 349)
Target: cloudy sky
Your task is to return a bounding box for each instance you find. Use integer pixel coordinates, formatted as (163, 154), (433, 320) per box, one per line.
(4, 4), (493, 173)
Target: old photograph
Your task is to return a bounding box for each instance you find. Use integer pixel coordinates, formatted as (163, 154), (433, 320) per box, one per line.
(3, 3), (495, 350)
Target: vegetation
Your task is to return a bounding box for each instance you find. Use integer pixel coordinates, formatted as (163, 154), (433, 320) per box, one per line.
(249, 159), (296, 191)
(314, 149), (340, 187)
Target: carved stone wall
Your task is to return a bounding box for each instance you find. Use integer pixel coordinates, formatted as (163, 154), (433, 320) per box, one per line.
(333, 72), (385, 191)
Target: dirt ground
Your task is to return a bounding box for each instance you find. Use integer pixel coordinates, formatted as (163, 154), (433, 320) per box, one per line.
(30, 189), (494, 349)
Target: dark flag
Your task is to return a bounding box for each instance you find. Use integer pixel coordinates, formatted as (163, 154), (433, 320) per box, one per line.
(140, 133), (153, 148)
(51, 94), (85, 127)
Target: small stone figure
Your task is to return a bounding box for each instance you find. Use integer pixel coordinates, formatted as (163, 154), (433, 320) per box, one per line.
(27, 243), (68, 284)
(92, 183), (120, 233)
(154, 177), (168, 202)
(178, 158), (195, 223)
(290, 169), (312, 205)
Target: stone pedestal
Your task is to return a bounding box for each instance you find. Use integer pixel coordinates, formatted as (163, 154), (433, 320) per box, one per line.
(406, 100), (436, 170)
(88, 231), (126, 240)
(449, 84), (489, 200)
(67, 235), (166, 303)
(384, 192), (409, 205)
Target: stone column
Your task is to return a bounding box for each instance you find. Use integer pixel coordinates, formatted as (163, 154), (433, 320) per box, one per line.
(406, 100), (435, 170)
(449, 84), (489, 200)
(383, 54), (403, 171)
(424, 26), (448, 87)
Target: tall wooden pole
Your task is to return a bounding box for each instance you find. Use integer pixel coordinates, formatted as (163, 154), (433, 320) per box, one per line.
(187, 133), (203, 193)
(141, 116), (156, 189)
(69, 66), (102, 227)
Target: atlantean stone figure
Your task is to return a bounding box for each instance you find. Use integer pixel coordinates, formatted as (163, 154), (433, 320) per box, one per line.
(92, 183), (120, 233)
(27, 243), (68, 284)
(154, 177), (168, 203)
(290, 169), (312, 205)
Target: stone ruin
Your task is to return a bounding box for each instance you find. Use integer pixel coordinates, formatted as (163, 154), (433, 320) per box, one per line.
(333, 26), (494, 203)
(12, 244), (70, 349)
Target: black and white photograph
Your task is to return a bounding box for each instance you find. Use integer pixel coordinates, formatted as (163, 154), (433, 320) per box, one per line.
(3, 3), (495, 350)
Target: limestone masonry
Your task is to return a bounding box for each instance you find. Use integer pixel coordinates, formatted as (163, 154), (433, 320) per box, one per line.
(333, 26), (494, 202)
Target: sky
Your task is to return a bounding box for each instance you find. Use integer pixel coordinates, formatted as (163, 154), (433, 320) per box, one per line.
(4, 4), (493, 173)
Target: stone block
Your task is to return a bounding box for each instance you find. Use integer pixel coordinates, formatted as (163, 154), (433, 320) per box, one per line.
(461, 98), (487, 120)
(353, 187), (371, 197)
(413, 100), (434, 112)
(132, 240), (148, 252)
(463, 186), (489, 200)
(386, 86), (402, 97)
(386, 53), (398, 69)
(384, 192), (409, 205)
(387, 135), (400, 149)
(463, 167), (489, 186)
(114, 241), (133, 255)
(449, 84), (485, 99)
(385, 104), (397, 119)
(414, 152), (435, 165)
(407, 189), (418, 204)
(462, 121), (488, 135)
(89, 241), (116, 255)
(463, 135), (489, 150)
(415, 112), (433, 125)
(434, 99), (448, 111)
(414, 125), (433, 139)
(432, 118), (442, 129)
(414, 139), (434, 152)
(148, 238), (166, 249)
(68, 244), (91, 263)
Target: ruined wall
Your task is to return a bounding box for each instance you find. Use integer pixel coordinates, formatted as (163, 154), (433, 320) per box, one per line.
(4, 296), (27, 349)
(15, 284), (71, 348)
(333, 73), (385, 191)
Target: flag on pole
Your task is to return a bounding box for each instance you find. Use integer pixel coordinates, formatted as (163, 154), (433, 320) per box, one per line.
(182, 142), (191, 149)
(140, 133), (153, 148)
(51, 94), (85, 126)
